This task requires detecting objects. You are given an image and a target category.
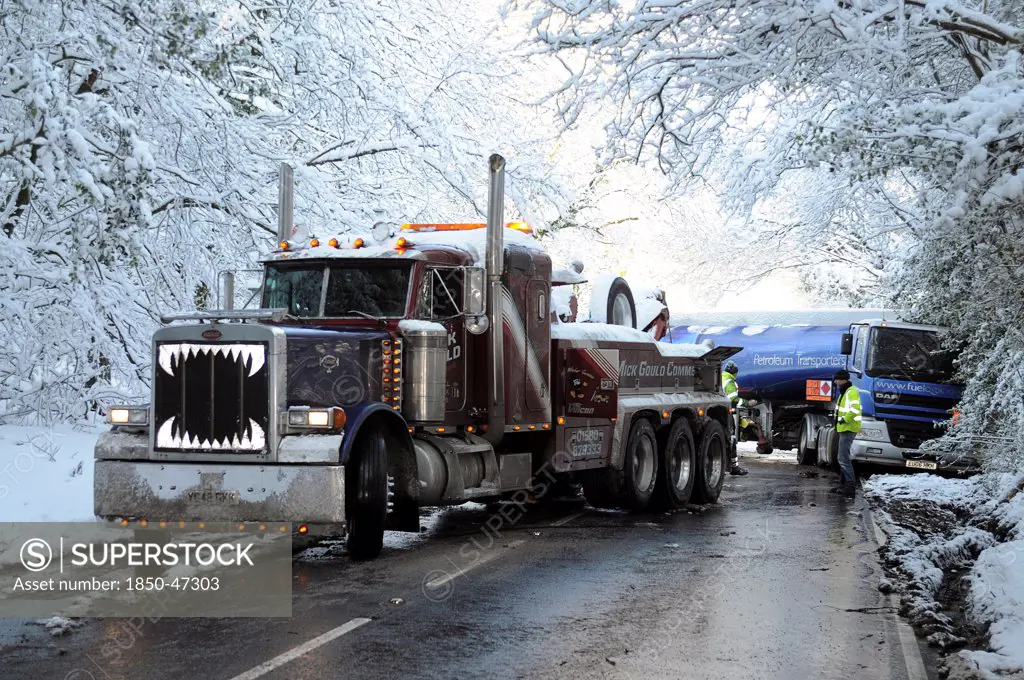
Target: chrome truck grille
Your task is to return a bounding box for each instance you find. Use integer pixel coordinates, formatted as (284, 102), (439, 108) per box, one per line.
(153, 342), (270, 451)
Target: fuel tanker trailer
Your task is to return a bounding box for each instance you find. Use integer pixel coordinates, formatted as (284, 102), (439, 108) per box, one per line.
(669, 319), (973, 474)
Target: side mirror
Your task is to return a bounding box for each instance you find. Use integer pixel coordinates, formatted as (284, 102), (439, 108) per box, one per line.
(463, 267), (486, 317)
(840, 333), (853, 355)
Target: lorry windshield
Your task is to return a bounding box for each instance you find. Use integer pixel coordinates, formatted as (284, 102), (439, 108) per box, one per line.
(866, 327), (956, 383)
(262, 263), (411, 318)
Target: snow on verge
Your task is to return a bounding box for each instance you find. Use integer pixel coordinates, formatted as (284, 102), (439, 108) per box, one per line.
(865, 472), (1024, 678)
(959, 538), (1024, 677)
(0, 425), (102, 522)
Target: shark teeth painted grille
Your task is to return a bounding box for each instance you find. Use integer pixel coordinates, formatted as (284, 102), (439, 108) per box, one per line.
(153, 342), (270, 452)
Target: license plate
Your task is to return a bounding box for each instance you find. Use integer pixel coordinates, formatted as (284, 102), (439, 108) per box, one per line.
(185, 489), (241, 504)
(905, 460), (938, 470)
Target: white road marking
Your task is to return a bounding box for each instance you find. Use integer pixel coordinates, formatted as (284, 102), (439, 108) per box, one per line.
(867, 508), (928, 680)
(227, 618), (372, 680)
(551, 510), (585, 527)
(424, 539), (525, 591)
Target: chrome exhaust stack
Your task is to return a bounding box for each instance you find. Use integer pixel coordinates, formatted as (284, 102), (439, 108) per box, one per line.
(277, 162), (293, 243)
(485, 154), (506, 443)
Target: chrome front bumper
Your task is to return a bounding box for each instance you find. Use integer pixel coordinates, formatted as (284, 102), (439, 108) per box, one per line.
(850, 438), (979, 473)
(94, 460), (347, 524)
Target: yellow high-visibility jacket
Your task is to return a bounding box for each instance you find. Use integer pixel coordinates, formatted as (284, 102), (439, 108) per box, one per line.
(722, 370), (740, 407)
(836, 385), (863, 433)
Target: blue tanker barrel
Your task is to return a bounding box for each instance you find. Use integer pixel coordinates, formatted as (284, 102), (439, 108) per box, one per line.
(667, 325), (848, 402)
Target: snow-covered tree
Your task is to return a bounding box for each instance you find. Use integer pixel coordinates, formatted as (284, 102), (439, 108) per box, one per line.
(0, 0), (568, 421)
(524, 0), (1024, 468)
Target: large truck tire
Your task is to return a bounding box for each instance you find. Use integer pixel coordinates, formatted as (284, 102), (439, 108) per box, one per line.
(828, 428), (841, 473)
(605, 277), (637, 328)
(818, 427), (840, 472)
(797, 418), (818, 466)
(582, 418), (658, 511)
(692, 420), (728, 504)
(620, 418), (659, 509)
(652, 418), (697, 510)
(345, 427), (388, 561)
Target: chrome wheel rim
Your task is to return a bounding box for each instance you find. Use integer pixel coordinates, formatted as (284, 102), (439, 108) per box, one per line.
(611, 293), (632, 326)
(671, 439), (692, 492)
(632, 435), (655, 491)
(706, 436), (724, 488)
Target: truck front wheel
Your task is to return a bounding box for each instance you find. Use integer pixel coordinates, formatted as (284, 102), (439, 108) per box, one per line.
(797, 418), (817, 466)
(692, 420), (728, 504)
(818, 427), (839, 471)
(346, 428), (388, 560)
(653, 418), (696, 509)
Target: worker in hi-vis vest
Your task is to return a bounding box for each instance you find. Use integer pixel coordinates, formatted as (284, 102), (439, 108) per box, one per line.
(831, 369), (862, 496)
(721, 361), (749, 476)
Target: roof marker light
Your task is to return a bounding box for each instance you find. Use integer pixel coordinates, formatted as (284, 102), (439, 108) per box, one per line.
(395, 237), (410, 249)
(402, 222), (535, 235)
(328, 238), (340, 248)
(310, 238), (320, 248)
(278, 241), (290, 251)
(353, 238), (365, 248)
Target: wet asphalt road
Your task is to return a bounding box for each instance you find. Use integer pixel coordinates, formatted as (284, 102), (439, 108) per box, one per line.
(1, 454), (932, 680)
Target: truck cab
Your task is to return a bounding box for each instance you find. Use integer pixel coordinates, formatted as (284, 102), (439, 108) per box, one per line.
(839, 320), (969, 472)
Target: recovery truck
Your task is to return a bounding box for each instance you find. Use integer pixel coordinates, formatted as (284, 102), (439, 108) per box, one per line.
(670, 317), (975, 474)
(93, 156), (740, 559)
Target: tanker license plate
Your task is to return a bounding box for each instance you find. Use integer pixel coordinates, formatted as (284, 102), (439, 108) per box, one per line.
(905, 460), (938, 470)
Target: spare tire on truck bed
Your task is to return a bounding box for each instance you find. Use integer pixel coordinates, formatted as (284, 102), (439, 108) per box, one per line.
(605, 277), (637, 328)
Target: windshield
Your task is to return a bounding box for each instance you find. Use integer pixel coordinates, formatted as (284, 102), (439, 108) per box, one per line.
(262, 263), (411, 318)
(866, 327), (956, 382)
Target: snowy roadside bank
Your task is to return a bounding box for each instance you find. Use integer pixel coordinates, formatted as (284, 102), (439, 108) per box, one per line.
(865, 472), (1024, 679)
(0, 425), (102, 522)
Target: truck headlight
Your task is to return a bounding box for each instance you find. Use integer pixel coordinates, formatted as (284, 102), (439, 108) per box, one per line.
(286, 407), (346, 430)
(107, 406), (149, 426)
(858, 427), (885, 441)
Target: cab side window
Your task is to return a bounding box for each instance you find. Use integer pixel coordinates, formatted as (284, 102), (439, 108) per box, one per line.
(419, 268), (463, 320)
(850, 325), (867, 373)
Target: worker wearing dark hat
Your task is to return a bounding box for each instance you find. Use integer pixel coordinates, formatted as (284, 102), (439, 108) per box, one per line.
(722, 361), (748, 476)
(831, 369), (861, 497)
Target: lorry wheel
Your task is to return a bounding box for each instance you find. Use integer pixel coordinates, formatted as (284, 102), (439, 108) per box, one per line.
(583, 419), (658, 510)
(692, 420), (728, 504)
(606, 277), (637, 328)
(345, 428), (388, 561)
(622, 418), (659, 509)
(653, 418), (696, 509)
(828, 428), (841, 473)
(819, 427), (839, 471)
(797, 419), (818, 466)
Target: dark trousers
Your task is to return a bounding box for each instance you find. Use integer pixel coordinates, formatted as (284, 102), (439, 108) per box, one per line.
(837, 431), (856, 485)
